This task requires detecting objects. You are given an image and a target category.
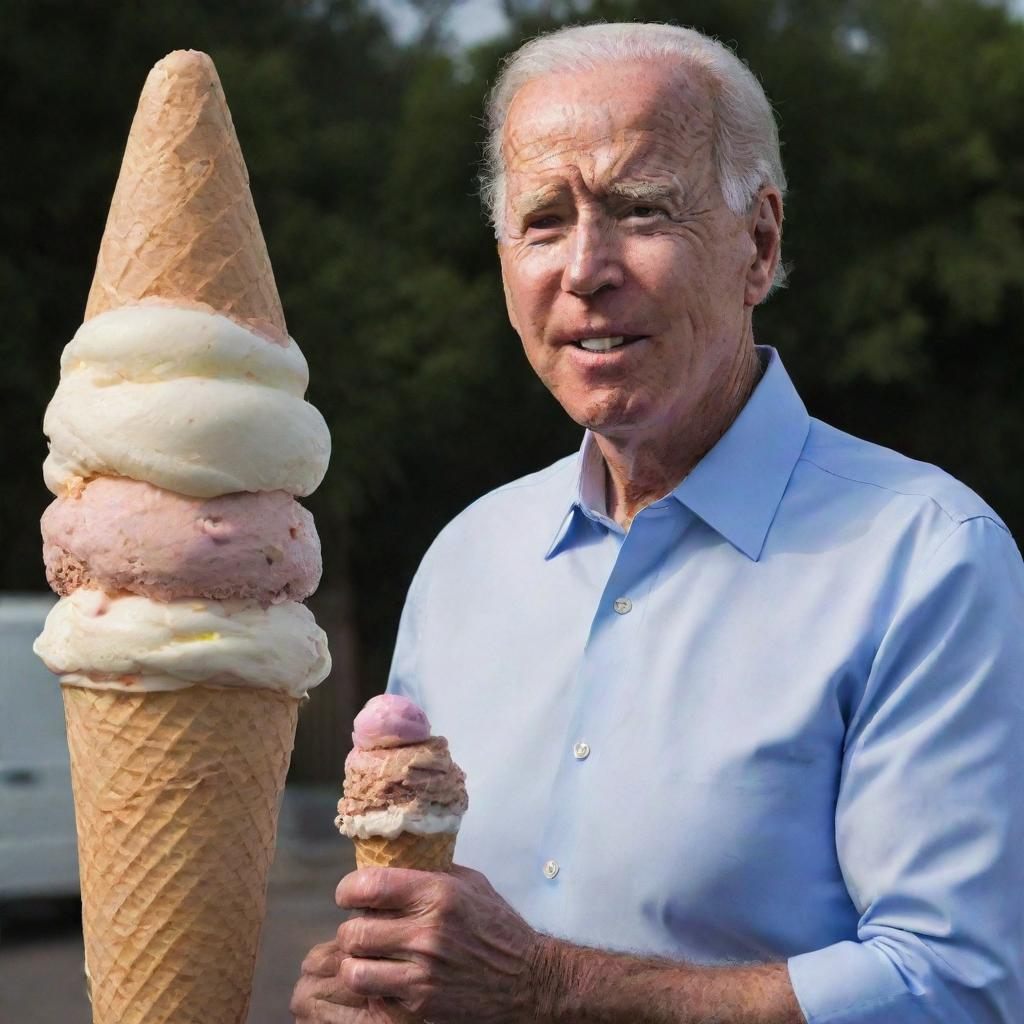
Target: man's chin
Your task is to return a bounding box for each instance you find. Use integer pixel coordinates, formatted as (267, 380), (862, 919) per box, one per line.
(571, 410), (649, 442)
(547, 380), (658, 439)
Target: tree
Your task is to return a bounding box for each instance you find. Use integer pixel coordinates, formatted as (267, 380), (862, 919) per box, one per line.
(6, 1), (1023, 762)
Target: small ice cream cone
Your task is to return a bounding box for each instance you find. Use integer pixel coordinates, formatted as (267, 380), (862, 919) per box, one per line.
(353, 831), (458, 872)
(338, 695), (468, 874)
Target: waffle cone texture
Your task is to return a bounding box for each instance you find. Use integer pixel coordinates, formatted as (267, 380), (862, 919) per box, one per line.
(64, 684), (298, 1024)
(85, 49), (287, 340)
(353, 831), (457, 871)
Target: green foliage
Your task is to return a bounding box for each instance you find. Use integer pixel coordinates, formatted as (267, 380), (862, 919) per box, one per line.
(4, 0), (1024, 695)
(584, 0), (1024, 521)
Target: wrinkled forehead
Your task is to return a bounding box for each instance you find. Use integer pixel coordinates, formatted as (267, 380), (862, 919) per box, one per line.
(501, 60), (715, 183)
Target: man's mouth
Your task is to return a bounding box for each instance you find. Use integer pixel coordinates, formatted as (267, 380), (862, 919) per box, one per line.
(573, 335), (646, 352)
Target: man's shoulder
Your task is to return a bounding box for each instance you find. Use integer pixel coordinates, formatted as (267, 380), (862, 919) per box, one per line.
(800, 418), (1007, 531)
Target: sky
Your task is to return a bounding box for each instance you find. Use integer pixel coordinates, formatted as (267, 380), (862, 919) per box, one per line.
(374, 0), (1024, 47)
(448, 0), (511, 44)
(376, 0), (1024, 47)
(374, 0), (510, 46)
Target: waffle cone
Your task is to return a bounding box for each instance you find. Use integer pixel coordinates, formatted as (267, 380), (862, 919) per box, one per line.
(353, 831), (457, 871)
(62, 683), (298, 1024)
(84, 49), (287, 341)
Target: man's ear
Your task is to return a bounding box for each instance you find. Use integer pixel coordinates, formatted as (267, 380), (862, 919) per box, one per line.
(744, 188), (783, 307)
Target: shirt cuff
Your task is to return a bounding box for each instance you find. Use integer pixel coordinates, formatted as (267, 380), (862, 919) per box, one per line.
(787, 940), (925, 1024)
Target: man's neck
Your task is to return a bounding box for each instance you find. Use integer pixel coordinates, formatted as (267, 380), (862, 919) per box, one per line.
(598, 343), (764, 530)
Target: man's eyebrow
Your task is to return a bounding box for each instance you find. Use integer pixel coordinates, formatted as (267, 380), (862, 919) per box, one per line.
(511, 187), (565, 218)
(509, 180), (682, 220)
(607, 180), (681, 203)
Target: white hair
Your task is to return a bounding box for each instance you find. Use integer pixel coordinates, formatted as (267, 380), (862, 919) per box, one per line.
(480, 22), (788, 288)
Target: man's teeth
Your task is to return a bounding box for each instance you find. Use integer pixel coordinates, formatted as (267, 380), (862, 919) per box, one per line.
(578, 336), (626, 352)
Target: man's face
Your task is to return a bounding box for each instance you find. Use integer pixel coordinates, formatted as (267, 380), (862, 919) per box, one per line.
(498, 60), (767, 442)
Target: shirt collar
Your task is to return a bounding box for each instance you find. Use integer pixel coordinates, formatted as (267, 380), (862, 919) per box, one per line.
(544, 346), (810, 562)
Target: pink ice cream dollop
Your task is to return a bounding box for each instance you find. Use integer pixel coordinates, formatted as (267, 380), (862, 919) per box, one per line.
(41, 477), (321, 606)
(352, 693), (432, 749)
(339, 694), (467, 826)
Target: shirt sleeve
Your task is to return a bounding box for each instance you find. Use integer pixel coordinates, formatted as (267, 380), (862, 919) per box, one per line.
(787, 515), (1024, 1024)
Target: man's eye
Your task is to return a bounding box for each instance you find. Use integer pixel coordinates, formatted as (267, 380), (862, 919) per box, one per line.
(527, 216), (560, 230)
(627, 205), (662, 219)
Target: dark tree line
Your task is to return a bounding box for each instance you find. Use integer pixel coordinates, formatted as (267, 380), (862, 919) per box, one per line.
(4, 0), (1023, 734)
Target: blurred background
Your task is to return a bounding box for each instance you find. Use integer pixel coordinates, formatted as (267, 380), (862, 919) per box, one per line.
(2, 0), (1023, 1019)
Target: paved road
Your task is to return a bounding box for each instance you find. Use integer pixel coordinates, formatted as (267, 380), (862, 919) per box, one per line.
(0, 823), (356, 1022)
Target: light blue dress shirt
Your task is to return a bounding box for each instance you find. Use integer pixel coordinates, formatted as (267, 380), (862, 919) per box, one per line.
(385, 346), (1024, 1023)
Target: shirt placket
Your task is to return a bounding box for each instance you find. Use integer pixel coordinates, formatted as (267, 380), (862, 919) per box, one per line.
(535, 506), (689, 907)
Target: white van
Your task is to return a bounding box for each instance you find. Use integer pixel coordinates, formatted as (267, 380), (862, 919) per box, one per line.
(0, 593), (80, 900)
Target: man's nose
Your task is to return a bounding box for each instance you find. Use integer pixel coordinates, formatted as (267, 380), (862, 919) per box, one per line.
(561, 217), (624, 297)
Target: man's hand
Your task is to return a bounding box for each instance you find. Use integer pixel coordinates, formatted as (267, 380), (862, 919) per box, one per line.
(331, 864), (543, 1023)
(290, 938), (418, 1023)
(292, 868), (805, 1024)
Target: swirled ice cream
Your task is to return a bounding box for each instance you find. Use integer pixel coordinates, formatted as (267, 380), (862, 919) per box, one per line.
(36, 303), (333, 697)
(337, 695), (468, 840)
(33, 587), (330, 697)
(42, 305), (330, 499)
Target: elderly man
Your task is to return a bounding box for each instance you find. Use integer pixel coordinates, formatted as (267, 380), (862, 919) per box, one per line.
(292, 22), (1024, 1024)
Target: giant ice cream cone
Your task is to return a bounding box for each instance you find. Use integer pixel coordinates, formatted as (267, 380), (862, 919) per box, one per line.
(34, 49), (331, 1024)
(337, 696), (468, 873)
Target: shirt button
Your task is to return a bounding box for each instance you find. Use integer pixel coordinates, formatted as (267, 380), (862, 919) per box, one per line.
(543, 859), (560, 879)
(613, 597), (632, 614)
(573, 741), (590, 760)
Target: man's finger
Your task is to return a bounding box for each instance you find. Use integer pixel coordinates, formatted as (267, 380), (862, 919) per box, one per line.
(337, 913), (421, 960)
(341, 954), (424, 1000)
(336, 867), (440, 912)
(301, 939), (343, 977)
(291, 969), (366, 1014)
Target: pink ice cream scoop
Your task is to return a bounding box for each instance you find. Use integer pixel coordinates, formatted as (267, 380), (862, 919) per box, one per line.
(352, 694), (431, 749)
(41, 477), (321, 606)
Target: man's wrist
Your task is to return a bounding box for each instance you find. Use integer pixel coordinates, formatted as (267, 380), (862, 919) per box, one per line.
(514, 935), (803, 1024)
(521, 933), (626, 1023)
(519, 932), (570, 1023)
